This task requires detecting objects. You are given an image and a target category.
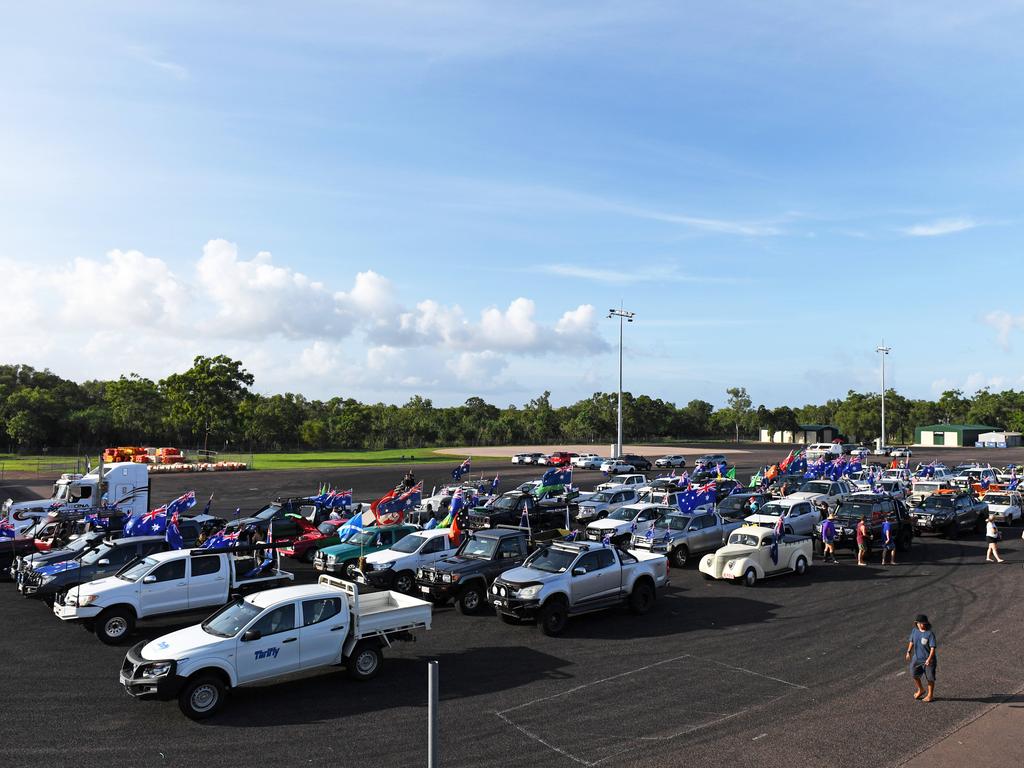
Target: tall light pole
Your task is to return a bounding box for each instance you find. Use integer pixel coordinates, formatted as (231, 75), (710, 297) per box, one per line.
(877, 341), (891, 449)
(608, 307), (635, 458)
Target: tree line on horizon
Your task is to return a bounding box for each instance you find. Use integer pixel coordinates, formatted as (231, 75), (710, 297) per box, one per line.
(2, 356), (1022, 454)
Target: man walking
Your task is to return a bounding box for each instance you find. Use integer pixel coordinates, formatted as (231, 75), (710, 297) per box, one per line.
(881, 514), (897, 565)
(821, 512), (837, 562)
(856, 515), (870, 566)
(905, 614), (937, 702)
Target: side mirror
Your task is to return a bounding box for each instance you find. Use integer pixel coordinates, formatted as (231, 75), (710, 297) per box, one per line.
(572, 567), (587, 576)
(97, 558), (110, 566)
(242, 629), (262, 642)
(142, 574), (157, 584)
(688, 526), (698, 531)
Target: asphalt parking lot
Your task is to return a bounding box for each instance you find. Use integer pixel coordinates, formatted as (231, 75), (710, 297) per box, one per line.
(2, 449), (1024, 768)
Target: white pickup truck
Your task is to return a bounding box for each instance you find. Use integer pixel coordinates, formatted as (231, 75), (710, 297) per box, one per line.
(119, 576), (431, 719)
(699, 526), (813, 586)
(486, 540), (669, 635)
(54, 548), (294, 644)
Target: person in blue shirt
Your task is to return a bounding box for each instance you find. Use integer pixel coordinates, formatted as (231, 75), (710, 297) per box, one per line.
(905, 614), (937, 702)
(820, 512), (837, 563)
(881, 515), (897, 566)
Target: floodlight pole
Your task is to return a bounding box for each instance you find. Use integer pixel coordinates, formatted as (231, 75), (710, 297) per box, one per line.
(608, 307), (635, 458)
(877, 341), (891, 449)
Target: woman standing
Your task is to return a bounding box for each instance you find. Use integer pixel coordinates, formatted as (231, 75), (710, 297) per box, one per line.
(985, 517), (1005, 563)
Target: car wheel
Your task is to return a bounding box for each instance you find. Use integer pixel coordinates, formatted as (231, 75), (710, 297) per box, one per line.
(628, 581), (655, 615)
(456, 584), (485, 615)
(347, 642), (383, 681)
(425, 504), (433, 513)
(96, 607), (135, 645)
(672, 545), (690, 568)
(784, 526), (793, 535)
(393, 570), (415, 594)
(794, 555), (808, 575)
(342, 560), (361, 579)
(302, 548), (317, 564)
(178, 674), (228, 720)
(538, 598), (569, 636)
(743, 568), (757, 587)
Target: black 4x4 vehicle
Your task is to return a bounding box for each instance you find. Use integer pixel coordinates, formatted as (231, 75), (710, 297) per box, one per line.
(617, 454), (652, 472)
(416, 528), (530, 614)
(910, 490), (986, 537)
(466, 492), (567, 533)
(817, 494), (914, 552)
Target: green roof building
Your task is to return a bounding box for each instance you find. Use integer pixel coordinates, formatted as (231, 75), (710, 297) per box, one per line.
(914, 424), (997, 448)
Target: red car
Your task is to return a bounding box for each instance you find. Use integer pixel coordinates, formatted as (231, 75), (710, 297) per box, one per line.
(546, 451), (578, 468)
(280, 518), (352, 563)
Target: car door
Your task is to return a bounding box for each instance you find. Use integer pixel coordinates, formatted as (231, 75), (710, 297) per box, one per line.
(634, 508), (658, 538)
(187, 554), (227, 609)
(487, 536), (525, 581)
(235, 602), (301, 683)
(788, 504), (810, 535)
(417, 535), (450, 567)
(569, 551), (607, 604)
(298, 596), (345, 666)
(140, 559), (187, 615)
(694, 514), (719, 551)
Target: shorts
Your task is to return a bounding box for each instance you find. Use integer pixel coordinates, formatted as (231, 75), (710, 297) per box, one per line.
(986, 536), (999, 544)
(883, 541), (895, 551)
(857, 542), (868, 551)
(910, 661), (937, 682)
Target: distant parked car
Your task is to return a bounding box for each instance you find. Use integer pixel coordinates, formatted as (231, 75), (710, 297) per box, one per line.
(511, 453), (532, 465)
(890, 447), (913, 458)
(546, 451), (577, 467)
(655, 455), (687, 469)
(572, 454), (604, 470)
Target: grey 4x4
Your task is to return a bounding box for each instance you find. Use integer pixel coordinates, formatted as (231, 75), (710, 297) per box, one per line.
(631, 510), (743, 567)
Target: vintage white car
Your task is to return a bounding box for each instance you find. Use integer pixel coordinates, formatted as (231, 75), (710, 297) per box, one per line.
(699, 526), (813, 586)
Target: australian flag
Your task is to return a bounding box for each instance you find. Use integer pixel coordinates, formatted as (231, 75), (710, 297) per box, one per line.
(165, 491), (197, 518)
(165, 511), (183, 550)
(126, 505), (168, 537)
(201, 528), (239, 550)
(332, 490), (353, 509)
(451, 457), (472, 481)
(563, 529), (579, 541)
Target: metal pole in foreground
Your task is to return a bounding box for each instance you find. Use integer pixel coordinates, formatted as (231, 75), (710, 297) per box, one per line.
(877, 341), (891, 450)
(608, 307), (635, 458)
(428, 660), (439, 768)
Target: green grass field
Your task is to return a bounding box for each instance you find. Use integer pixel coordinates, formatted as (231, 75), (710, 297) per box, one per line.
(1, 449), (505, 475)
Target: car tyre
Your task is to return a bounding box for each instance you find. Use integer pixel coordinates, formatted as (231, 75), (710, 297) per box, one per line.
(343, 560), (359, 579)
(628, 580), (655, 615)
(347, 642), (383, 681)
(96, 606), (135, 645)
(743, 568), (757, 587)
(671, 545), (690, 568)
(456, 584), (485, 615)
(794, 555), (808, 575)
(538, 598), (568, 636)
(178, 674), (228, 720)
(302, 548), (317, 564)
(393, 570), (415, 595)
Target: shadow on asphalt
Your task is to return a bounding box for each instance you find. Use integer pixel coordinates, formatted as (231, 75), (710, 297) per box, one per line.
(206, 645), (573, 727)
(938, 694), (1024, 704)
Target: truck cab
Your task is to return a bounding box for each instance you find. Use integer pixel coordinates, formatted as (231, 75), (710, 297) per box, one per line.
(466, 491), (564, 532)
(358, 529), (457, 594)
(631, 509), (743, 567)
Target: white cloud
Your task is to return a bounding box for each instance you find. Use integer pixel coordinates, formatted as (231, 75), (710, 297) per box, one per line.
(538, 263), (735, 285)
(446, 350), (508, 386)
(127, 45), (188, 80)
(982, 309), (1024, 350)
(902, 217), (978, 237)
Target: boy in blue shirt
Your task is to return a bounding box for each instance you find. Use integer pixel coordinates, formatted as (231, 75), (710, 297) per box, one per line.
(905, 614), (937, 702)
(881, 515), (897, 565)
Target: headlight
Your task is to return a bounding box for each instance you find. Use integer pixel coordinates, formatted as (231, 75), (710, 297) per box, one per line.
(416, 568), (424, 578)
(40, 575), (56, 585)
(326, 555), (337, 564)
(442, 573), (452, 583)
(726, 560), (736, 570)
(142, 662), (172, 678)
(66, 594), (98, 607)
(516, 585), (542, 599)
(375, 561), (394, 570)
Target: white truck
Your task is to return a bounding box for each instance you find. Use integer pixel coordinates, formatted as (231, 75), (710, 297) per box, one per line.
(54, 547), (295, 644)
(573, 487), (639, 525)
(699, 527), (813, 586)
(584, 502), (669, 545)
(355, 528), (458, 594)
(785, 479), (856, 510)
(119, 576), (431, 719)
(486, 540), (669, 635)
(595, 474), (647, 492)
(744, 498), (820, 535)
(2, 463), (150, 536)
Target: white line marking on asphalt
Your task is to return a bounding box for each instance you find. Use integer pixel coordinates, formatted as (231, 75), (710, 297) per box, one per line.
(896, 671), (906, 676)
(699, 656), (808, 689)
(752, 733), (768, 741)
(494, 712), (592, 766)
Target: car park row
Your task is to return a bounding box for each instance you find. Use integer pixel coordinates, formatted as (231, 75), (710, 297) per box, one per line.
(2, 451), (1018, 723)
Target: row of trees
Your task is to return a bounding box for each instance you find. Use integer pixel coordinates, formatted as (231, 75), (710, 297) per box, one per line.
(1, 356), (1020, 453)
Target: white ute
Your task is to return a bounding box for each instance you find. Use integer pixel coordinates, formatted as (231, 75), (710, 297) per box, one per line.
(119, 576), (431, 719)
(54, 547), (295, 644)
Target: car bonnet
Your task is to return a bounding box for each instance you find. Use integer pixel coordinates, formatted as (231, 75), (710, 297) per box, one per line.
(141, 624), (223, 661)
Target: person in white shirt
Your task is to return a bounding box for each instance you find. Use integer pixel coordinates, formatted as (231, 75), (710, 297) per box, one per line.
(985, 518), (1004, 563)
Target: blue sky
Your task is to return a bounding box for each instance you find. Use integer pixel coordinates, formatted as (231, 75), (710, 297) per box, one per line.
(3, 2), (1023, 408)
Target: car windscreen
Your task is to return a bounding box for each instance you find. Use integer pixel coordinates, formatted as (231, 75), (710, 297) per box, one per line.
(717, 496), (748, 512)
(117, 556), (159, 582)
(348, 530), (379, 546)
(914, 483), (942, 493)
(524, 547), (576, 573)
(799, 481), (831, 494)
(729, 532), (761, 547)
(588, 492), (613, 503)
(254, 505), (280, 521)
(837, 502), (878, 518)
(459, 537), (498, 559)
(390, 535), (425, 554)
(202, 599), (264, 638)
(984, 494), (1010, 506)
(607, 506), (640, 521)
(81, 543), (114, 564)
(654, 516), (690, 531)
(757, 503), (787, 517)
(923, 496), (955, 509)
(317, 522), (337, 535)
(491, 496), (518, 511)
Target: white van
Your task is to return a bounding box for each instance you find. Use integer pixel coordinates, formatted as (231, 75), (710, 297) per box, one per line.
(805, 443), (842, 461)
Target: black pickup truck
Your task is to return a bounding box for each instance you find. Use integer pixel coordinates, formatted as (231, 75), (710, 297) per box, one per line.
(466, 491), (568, 532)
(416, 527), (531, 614)
(815, 494), (914, 552)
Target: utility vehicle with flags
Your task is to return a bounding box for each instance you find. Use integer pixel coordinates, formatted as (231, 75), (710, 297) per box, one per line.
(487, 539), (669, 636)
(119, 575), (431, 720)
(698, 526), (813, 586)
(54, 544), (295, 644)
(313, 524), (418, 579)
